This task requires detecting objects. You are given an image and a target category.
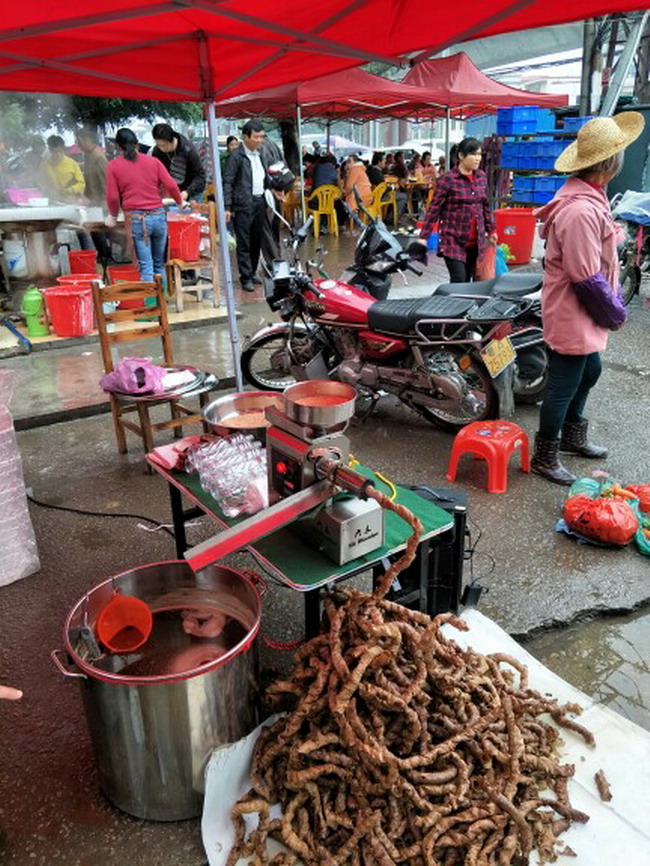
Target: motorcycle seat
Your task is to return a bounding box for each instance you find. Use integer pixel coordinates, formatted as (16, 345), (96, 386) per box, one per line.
(493, 273), (542, 297)
(435, 279), (496, 297)
(367, 296), (476, 334)
(436, 273), (542, 299)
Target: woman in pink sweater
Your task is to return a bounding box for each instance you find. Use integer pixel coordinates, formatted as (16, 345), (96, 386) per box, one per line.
(531, 113), (644, 484)
(106, 127), (183, 282)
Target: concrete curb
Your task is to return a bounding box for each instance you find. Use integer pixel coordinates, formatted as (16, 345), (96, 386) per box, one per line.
(14, 375), (237, 431)
(1, 310), (234, 359)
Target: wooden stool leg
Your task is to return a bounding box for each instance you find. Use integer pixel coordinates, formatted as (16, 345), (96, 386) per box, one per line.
(211, 260), (220, 309)
(110, 394), (128, 454)
(174, 264), (184, 313)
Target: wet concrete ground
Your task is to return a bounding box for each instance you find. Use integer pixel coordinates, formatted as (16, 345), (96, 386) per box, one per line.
(1, 234), (649, 864)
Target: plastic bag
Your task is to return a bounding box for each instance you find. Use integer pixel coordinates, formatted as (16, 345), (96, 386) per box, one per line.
(611, 190), (650, 225)
(563, 495), (638, 546)
(100, 357), (167, 395)
(624, 484), (650, 513)
(475, 244), (496, 280)
(495, 245), (509, 276)
(0, 370), (40, 585)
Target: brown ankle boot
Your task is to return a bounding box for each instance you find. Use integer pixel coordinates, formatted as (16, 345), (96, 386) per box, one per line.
(560, 419), (608, 458)
(531, 434), (577, 485)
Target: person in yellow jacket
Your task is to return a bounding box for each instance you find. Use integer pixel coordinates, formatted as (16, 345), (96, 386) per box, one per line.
(41, 135), (85, 200)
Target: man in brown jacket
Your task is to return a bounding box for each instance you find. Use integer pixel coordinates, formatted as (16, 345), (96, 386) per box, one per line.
(76, 128), (108, 205)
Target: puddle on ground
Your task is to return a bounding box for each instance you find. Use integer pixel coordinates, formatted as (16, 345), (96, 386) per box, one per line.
(523, 607), (650, 732)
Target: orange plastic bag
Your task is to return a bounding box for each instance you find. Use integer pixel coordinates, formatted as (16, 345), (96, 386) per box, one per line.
(476, 244), (496, 280)
(564, 495), (639, 546)
(624, 484), (650, 513)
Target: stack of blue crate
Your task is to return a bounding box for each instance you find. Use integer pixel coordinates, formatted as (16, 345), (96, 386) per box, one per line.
(512, 175), (535, 203)
(530, 175), (568, 204)
(564, 116), (594, 132)
(496, 106), (556, 136)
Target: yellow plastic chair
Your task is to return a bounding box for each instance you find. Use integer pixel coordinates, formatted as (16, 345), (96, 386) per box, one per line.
(306, 185), (341, 238)
(367, 182), (398, 226)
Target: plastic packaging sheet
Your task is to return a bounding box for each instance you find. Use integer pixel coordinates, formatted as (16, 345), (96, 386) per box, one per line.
(202, 609), (650, 866)
(0, 369), (40, 586)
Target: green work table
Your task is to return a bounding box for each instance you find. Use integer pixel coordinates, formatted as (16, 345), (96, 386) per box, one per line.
(148, 459), (456, 637)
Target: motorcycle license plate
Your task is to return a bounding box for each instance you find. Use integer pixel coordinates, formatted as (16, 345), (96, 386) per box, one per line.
(481, 336), (516, 378)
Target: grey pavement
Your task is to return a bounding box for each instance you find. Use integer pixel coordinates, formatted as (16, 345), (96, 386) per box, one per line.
(1, 234), (649, 864)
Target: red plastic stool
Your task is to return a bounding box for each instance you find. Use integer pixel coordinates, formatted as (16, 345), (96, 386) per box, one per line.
(446, 421), (530, 494)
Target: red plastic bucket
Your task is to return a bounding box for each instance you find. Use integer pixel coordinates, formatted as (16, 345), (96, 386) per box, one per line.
(57, 274), (98, 286)
(107, 265), (144, 309)
(107, 265), (141, 283)
(44, 286), (94, 337)
(69, 250), (98, 274)
(168, 217), (201, 261)
(494, 208), (536, 265)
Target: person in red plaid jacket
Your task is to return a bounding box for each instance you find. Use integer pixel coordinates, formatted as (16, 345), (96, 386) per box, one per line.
(420, 137), (497, 282)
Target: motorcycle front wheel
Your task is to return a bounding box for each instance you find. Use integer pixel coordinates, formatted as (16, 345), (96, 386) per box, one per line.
(241, 328), (327, 391)
(416, 348), (498, 432)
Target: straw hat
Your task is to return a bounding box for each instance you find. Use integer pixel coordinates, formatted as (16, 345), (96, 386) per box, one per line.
(554, 112), (645, 173)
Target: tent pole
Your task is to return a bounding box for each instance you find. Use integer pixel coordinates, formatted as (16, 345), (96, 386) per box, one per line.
(444, 107), (451, 168)
(326, 118), (331, 152)
(429, 118), (434, 153)
(205, 99), (243, 391)
(297, 103), (306, 221)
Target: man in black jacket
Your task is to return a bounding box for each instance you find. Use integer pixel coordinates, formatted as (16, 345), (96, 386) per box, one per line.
(151, 123), (206, 201)
(223, 119), (269, 292)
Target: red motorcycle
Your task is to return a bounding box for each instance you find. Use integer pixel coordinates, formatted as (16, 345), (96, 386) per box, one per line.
(242, 215), (539, 431)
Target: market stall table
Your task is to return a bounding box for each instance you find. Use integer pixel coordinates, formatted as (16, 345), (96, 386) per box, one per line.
(147, 457), (456, 638)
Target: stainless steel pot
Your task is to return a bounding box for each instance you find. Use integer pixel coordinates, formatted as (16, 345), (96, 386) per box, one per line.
(203, 390), (284, 440)
(283, 380), (357, 429)
(53, 561), (260, 821)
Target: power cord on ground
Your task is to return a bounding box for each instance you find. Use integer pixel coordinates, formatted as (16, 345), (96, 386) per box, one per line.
(26, 493), (176, 539)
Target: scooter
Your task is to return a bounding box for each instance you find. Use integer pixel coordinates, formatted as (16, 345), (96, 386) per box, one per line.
(242, 213), (539, 431)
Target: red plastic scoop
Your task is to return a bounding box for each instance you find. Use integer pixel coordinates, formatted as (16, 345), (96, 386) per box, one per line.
(96, 592), (153, 653)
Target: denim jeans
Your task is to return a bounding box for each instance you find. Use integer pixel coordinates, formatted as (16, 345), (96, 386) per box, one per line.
(130, 211), (167, 283)
(538, 350), (602, 440)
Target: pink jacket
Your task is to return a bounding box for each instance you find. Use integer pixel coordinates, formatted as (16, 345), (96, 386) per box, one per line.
(536, 177), (621, 355)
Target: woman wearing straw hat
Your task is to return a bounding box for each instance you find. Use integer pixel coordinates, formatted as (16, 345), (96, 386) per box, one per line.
(532, 112), (644, 484)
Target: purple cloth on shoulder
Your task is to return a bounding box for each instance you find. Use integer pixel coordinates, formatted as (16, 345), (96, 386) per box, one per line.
(100, 357), (167, 395)
(572, 272), (627, 330)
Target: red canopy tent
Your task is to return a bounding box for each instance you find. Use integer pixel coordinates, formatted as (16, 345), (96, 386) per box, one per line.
(0, 3), (638, 102)
(403, 52), (568, 117)
(216, 67), (444, 120)
(216, 58), (567, 121)
(0, 3), (635, 385)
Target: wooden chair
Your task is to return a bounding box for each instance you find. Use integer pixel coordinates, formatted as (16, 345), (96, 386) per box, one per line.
(282, 184), (302, 226)
(305, 185), (341, 238)
(166, 201), (220, 313)
(91, 275), (216, 457)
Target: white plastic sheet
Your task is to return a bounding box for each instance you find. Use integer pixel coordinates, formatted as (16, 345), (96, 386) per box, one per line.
(0, 370), (40, 585)
(202, 609), (650, 866)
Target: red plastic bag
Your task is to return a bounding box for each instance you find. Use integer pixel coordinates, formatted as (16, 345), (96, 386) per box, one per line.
(476, 244), (496, 280)
(624, 485), (650, 513)
(564, 495), (639, 546)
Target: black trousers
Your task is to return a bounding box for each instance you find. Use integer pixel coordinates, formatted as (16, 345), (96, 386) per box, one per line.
(259, 198), (281, 278)
(233, 196), (266, 284)
(538, 350), (602, 440)
(444, 245), (478, 283)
